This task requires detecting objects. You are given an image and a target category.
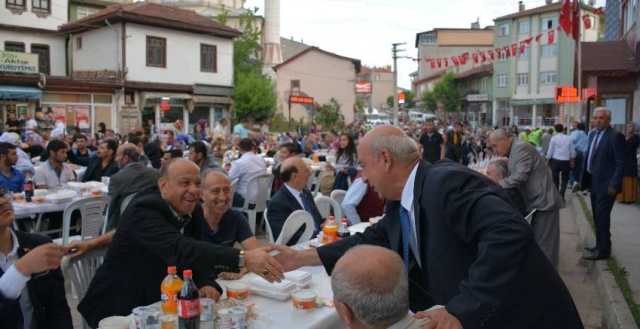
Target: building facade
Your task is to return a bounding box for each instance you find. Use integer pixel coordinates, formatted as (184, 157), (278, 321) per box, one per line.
(356, 66), (394, 114)
(454, 64), (494, 127)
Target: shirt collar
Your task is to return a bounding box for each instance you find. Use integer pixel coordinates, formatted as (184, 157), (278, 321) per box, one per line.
(400, 163), (420, 212)
(284, 183), (302, 196)
(2, 229), (20, 258)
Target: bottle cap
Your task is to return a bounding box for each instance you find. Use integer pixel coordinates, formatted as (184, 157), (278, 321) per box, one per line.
(183, 269), (192, 278)
(342, 218), (348, 223)
(167, 266), (177, 274)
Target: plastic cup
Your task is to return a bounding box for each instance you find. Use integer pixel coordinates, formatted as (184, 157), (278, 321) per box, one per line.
(292, 289), (317, 310)
(200, 297), (215, 322)
(12, 192), (25, 203)
(90, 188), (103, 197)
(101, 176), (110, 185)
(158, 314), (177, 329)
(98, 316), (130, 329)
(228, 306), (247, 329)
(226, 282), (249, 300)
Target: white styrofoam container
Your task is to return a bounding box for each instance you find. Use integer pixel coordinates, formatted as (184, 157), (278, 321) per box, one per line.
(284, 270), (312, 288)
(249, 277), (297, 301)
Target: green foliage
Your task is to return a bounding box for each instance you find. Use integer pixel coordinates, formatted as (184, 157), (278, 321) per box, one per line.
(315, 98), (343, 129)
(386, 90), (417, 109)
(433, 72), (461, 112)
(420, 90), (437, 112)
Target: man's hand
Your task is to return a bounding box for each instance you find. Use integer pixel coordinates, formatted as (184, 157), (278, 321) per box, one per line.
(198, 286), (221, 301)
(271, 245), (322, 271)
(218, 268), (248, 280)
(14, 243), (65, 276)
(63, 240), (93, 260)
(243, 247), (284, 283)
(415, 307), (462, 329)
(607, 187), (617, 196)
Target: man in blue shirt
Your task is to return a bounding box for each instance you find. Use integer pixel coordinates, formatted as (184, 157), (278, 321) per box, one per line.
(570, 122), (588, 192)
(0, 142), (25, 193)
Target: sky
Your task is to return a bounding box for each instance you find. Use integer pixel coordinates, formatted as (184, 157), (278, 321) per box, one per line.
(244, 0), (606, 90)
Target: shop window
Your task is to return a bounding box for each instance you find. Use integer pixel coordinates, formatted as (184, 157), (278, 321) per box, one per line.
(93, 95), (112, 103)
(200, 44), (217, 73)
(4, 42), (25, 52)
(32, 0), (50, 13)
(31, 44), (50, 75)
(146, 36), (166, 68)
(7, 0), (25, 9)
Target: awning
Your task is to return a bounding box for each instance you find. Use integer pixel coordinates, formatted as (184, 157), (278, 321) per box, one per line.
(0, 85), (42, 99)
(194, 95), (233, 105)
(140, 92), (194, 111)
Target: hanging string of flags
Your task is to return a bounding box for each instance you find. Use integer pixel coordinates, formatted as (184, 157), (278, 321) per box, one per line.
(413, 6), (603, 69)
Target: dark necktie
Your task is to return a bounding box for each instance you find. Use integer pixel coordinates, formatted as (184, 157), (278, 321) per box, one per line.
(299, 192), (321, 233)
(399, 206), (411, 274)
(588, 131), (601, 173)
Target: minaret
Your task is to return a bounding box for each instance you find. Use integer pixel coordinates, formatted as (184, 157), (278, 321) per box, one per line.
(262, 0), (282, 79)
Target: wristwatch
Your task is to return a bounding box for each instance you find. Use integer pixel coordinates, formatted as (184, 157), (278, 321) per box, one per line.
(238, 250), (246, 269)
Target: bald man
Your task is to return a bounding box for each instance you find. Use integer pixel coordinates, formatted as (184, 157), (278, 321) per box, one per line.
(267, 157), (324, 245)
(273, 125), (581, 329)
(332, 245), (429, 329)
(77, 159), (284, 327)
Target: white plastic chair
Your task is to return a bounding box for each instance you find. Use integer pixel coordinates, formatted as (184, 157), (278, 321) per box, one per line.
(61, 246), (108, 329)
(275, 210), (315, 246)
(326, 155), (336, 165)
(306, 169), (322, 197)
(314, 195), (342, 221)
(229, 177), (239, 209)
(330, 189), (347, 209)
(263, 208), (275, 244)
(119, 193), (138, 216)
(31, 156), (42, 166)
(232, 174), (273, 234)
(53, 195), (111, 246)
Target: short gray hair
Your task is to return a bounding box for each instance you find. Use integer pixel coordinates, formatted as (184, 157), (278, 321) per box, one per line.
(331, 245), (409, 328)
(369, 130), (419, 162)
(593, 107), (611, 118)
(200, 168), (230, 188)
(489, 159), (509, 179)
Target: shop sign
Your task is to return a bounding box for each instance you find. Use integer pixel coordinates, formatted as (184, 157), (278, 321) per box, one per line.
(0, 51), (39, 74)
(466, 94), (489, 102)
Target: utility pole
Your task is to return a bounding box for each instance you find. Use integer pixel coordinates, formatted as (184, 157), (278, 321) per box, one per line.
(392, 42), (406, 125)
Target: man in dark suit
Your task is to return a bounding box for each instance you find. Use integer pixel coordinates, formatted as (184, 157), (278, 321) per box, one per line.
(68, 138), (119, 182)
(76, 159), (286, 327)
(273, 125), (582, 329)
(0, 188), (72, 329)
(580, 107), (625, 260)
(267, 157), (323, 245)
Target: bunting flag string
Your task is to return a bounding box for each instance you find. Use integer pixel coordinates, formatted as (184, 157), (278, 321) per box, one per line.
(488, 49), (495, 60)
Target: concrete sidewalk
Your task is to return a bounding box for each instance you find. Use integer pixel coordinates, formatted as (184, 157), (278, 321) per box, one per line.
(569, 192), (640, 329)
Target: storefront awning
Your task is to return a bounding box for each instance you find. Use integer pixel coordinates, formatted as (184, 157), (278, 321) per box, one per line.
(194, 95), (233, 105)
(140, 92), (194, 112)
(0, 85), (42, 99)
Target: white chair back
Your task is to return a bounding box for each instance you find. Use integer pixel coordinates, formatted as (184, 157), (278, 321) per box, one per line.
(306, 169), (321, 197)
(119, 192), (138, 215)
(263, 208), (275, 244)
(326, 155), (336, 165)
(56, 195), (111, 245)
(330, 189), (347, 209)
(314, 195), (342, 221)
(275, 210), (315, 246)
(233, 174), (274, 233)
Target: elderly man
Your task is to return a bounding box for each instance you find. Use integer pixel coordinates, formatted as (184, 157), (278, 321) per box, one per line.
(0, 142), (25, 193)
(580, 107), (625, 260)
(273, 125), (581, 329)
(489, 129), (564, 269)
(486, 159), (527, 215)
(76, 159), (284, 327)
(332, 245), (429, 329)
(228, 138), (266, 207)
(268, 157), (323, 245)
(0, 188), (72, 328)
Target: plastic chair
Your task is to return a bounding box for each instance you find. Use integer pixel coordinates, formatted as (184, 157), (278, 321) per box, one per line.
(229, 178), (239, 209)
(330, 189), (347, 209)
(232, 174), (273, 234)
(275, 210), (315, 245)
(119, 193), (138, 216)
(326, 155), (336, 165)
(314, 195), (342, 221)
(53, 195), (111, 246)
(61, 246), (108, 329)
(306, 169), (322, 198)
(524, 209), (537, 225)
(263, 208), (275, 244)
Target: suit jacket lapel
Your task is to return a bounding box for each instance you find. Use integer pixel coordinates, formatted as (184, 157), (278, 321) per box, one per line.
(281, 187), (303, 211)
(386, 201), (402, 253)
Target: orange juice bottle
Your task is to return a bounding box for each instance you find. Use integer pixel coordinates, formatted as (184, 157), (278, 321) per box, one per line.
(322, 216), (338, 244)
(161, 266), (183, 315)
(313, 153), (319, 164)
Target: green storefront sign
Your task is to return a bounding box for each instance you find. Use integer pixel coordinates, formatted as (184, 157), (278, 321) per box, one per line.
(508, 99), (556, 106)
(0, 51), (39, 74)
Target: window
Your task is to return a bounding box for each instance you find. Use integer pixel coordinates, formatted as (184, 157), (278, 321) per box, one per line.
(540, 16), (558, 31)
(32, 0), (50, 12)
(540, 44), (558, 57)
(539, 71), (557, 84)
(419, 33), (437, 44)
(146, 36), (166, 68)
(497, 74), (508, 87)
(518, 46), (529, 60)
(4, 42), (25, 52)
(471, 79), (479, 91)
(518, 21), (530, 34)
(77, 6), (99, 19)
(374, 74), (380, 81)
(76, 37), (82, 50)
(623, 0), (636, 33)
(517, 73), (529, 86)
(498, 23), (510, 37)
(481, 77), (488, 91)
(498, 51), (507, 61)
(31, 44), (50, 75)
(200, 44), (217, 72)
(6, 0), (25, 9)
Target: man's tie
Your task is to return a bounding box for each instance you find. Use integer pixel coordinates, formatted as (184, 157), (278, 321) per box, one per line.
(300, 192), (321, 232)
(588, 131), (601, 173)
(399, 206), (411, 274)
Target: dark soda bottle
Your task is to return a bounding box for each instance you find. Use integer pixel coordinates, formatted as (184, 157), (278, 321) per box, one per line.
(337, 218), (350, 240)
(177, 269), (200, 329)
(23, 172), (34, 202)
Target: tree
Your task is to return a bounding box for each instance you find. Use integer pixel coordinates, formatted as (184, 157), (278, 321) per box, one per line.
(433, 72), (460, 113)
(315, 98), (343, 129)
(420, 90), (437, 112)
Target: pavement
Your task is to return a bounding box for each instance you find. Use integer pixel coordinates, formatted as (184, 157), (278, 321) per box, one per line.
(569, 191), (640, 329)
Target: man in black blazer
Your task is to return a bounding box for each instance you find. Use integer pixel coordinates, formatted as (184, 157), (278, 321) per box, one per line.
(68, 138), (119, 182)
(580, 107), (625, 260)
(0, 188), (72, 329)
(267, 157), (323, 245)
(273, 125), (582, 329)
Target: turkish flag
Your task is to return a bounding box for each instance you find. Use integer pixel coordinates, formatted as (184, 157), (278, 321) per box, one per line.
(488, 49), (495, 60)
(594, 7), (603, 15)
(459, 54), (468, 65)
(503, 45), (510, 57)
(519, 41), (526, 54)
(582, 15), (592, 29)
(472, 53), (479, 64)
(429, 59), (435, 69)
(548, 30), (555, 44)
(535, 33), (543, 42)
(511, 44), (517, 56)
(560, 0), (572, 36)
(452, 56), (459, 66)
(524, 37), (533, 45)
(496, 48), (502, 58)
(437, 58), (442, 68)
(480, 52), (487, 62)
(444, 58), (449, 67)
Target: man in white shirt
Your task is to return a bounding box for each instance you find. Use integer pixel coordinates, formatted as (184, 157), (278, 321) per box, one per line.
(228, 138), (266, 207)
(34, 140), (76, 190)
(212, 118), (229, 139)
(546, 124), (576, 198)
(331, 245), (429, 329)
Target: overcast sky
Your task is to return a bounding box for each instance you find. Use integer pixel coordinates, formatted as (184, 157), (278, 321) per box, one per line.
(245, 0), (606, 90)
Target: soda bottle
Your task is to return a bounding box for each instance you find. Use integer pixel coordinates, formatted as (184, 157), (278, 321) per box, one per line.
(23, 172), (34, 202)
(177, 270), (200, 329)
(160, 266), (183, 315)
(322, 216), (338, 244)
(337, 218), (350, 240)
(313, 153), (319, 164)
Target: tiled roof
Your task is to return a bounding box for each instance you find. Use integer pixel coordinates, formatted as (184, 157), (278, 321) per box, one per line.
(581, 41), (635, 73)
(454, 64), (493, 80)
(280, 38), (312, 62)
(59, 3), (241, 38)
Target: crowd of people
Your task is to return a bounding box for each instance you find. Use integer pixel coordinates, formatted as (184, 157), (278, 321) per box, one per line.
(0, 107), (638, 328)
